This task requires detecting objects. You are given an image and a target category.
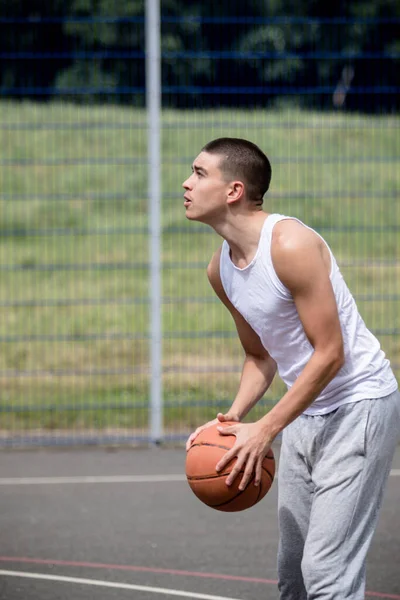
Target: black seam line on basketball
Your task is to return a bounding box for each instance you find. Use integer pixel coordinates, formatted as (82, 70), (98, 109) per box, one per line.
(187, 471), (239, 481)
(210, 474), (256, 508)
(190, 441), (232, 451)
(261, 466), (275, 482)
(188, 468), (273, 483)
(187, 464), (275, 482)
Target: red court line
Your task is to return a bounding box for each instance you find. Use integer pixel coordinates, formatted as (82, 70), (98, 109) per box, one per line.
(0, 557), (276, 584)
(0, 556), (398, 599)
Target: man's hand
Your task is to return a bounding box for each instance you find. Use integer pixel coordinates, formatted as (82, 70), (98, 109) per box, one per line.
(185, 411), (240, 451)
(215, 420), (273, 491)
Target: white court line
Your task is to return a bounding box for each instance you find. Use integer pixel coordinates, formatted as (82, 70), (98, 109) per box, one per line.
(0, 470), (398, 485)
(0, 570), (242, 600)
(0, 474), (187, 485)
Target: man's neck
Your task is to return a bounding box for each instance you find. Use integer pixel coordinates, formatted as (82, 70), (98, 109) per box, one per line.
(212, 211), (270, 268)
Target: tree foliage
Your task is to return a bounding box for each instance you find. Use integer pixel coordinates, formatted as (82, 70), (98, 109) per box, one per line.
(0, 0), (398, 111)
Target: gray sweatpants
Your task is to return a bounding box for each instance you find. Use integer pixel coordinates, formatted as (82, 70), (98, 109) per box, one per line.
(277, 390), (400, 600)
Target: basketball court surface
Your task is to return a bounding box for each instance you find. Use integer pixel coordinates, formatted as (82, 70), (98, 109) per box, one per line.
(1, 444), (399, 600)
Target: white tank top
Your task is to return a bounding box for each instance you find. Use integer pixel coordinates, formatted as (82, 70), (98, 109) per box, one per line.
(219, 213), (398, 415)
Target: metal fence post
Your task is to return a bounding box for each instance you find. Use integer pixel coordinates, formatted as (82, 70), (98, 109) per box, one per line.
(146, 0), (162, 443)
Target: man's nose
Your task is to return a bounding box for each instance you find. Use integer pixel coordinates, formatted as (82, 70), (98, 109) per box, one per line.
(182, 176), (192, 190)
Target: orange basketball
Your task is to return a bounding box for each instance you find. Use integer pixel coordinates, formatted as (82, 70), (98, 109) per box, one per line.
(185, 421), (275, 512)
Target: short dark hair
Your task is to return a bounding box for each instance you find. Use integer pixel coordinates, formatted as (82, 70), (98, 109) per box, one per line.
(201, 137), (272, 204)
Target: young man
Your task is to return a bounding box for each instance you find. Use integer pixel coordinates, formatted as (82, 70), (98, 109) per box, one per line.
(183, 137), (400, 600)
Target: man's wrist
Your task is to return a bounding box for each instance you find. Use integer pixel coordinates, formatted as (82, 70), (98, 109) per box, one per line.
(229, 409), (242, 422)
(259, 412), (284, 441)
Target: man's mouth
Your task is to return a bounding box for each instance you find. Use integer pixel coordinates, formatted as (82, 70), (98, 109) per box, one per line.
(184, 195), (192, 207)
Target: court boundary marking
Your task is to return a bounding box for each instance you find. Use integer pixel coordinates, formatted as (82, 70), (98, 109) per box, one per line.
(0, 570), (242, 600)
(0, 474), (187, 485)
(0, 557), (399, 599)
(0, 470), (398, 485)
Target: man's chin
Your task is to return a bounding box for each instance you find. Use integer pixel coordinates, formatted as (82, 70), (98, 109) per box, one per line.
(185, 209), (199, 221)
(185, 207), (212, 226)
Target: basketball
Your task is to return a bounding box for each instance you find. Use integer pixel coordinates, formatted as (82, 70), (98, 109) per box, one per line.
(186, 421), (275, 512)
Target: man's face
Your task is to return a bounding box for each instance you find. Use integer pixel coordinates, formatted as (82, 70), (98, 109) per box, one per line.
(182, 152), (231, 224)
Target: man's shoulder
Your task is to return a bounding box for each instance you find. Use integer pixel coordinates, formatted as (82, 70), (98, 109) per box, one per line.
(272, 218), (327, 253)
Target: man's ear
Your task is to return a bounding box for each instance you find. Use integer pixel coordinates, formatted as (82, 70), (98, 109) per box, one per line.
(226, 181), (245, 204)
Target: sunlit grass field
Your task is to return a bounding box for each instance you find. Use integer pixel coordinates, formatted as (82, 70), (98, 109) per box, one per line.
(0, 102), (399, 433)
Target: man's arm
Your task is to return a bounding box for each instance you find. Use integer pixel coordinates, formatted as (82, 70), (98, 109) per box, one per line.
(207, 248), (277, 421)
(215, 220), (345, 490)
(260, 219), (345, 438)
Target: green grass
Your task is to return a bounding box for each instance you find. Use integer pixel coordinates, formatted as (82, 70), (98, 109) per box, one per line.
(0, 101), (399, 433)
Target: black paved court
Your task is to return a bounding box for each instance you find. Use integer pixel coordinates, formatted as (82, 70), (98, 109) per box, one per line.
(0, 444), (399, 600)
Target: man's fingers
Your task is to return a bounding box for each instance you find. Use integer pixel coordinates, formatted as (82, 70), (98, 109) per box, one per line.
(186, 427), (203, 451)
(225, 453), (249, 487)
(254, 459), (263, 487)
(185, 435), (195, 451)
(187, 416), (239, 452)
(217, 413), (235, 422)
(217, 425), (237, 436)
(238, 455), (256, 491)
(215, 448), (237, 473)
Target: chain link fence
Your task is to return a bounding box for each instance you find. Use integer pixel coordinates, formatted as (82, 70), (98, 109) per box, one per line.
(0, 12), (399, 446)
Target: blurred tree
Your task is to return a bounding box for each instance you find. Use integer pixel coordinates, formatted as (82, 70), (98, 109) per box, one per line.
(0, 0), (72, 99)
(0, 0), (398, 111)
(54, 0), (145, 104)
